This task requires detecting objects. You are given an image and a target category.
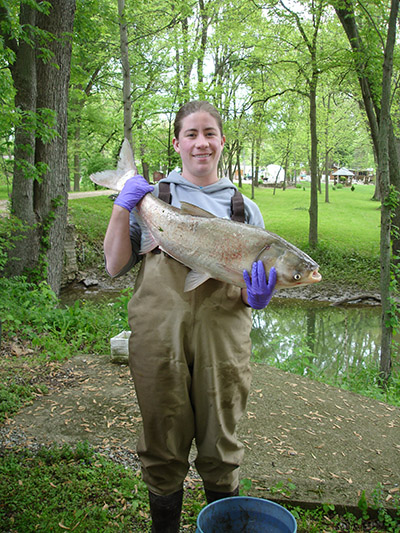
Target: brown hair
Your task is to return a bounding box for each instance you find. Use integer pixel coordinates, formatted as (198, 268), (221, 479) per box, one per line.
(174, 100), (224, 139)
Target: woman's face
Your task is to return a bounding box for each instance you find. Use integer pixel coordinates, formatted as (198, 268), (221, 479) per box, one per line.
(172, 111), (225, 186)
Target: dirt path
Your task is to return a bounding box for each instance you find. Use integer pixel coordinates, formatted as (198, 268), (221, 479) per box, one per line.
(68, 190), (114, 199)
(1, 353), (398, 514)
(0, 190), (111, 214)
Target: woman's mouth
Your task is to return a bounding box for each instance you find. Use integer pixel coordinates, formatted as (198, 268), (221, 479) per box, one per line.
(193, 153), (211, 159)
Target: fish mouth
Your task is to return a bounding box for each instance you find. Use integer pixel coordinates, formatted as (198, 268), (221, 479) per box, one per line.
(309, 269), (322, 283)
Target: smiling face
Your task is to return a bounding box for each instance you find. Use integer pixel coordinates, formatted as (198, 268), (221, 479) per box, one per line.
(172, 111), (225, 186)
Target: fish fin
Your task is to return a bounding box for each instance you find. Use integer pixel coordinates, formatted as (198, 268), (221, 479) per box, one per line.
(117, 139), (138, 175)
(180, 202), (216, 218)
(89, 139), (138, 191)
(90, 170), (126, 190)
(184, 270), (211, 291)
(133, 212), (159, 254)
(139, 231), (159, 254)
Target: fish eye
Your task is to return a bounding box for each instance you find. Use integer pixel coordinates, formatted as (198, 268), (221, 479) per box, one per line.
(293, 273), (301, 281)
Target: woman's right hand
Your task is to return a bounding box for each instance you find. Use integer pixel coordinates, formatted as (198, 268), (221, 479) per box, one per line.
(114, 175), (154, 212)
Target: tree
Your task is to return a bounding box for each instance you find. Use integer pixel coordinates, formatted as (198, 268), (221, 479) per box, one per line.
(334, 0), (400, 383)
(118, 0), (133, 149)
(69, 0), (118, 191)
(1, 0), (76, 294)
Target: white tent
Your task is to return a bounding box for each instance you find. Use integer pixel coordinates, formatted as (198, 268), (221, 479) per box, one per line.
(332, 167), (355, 177)
(263, 164), (285, 183)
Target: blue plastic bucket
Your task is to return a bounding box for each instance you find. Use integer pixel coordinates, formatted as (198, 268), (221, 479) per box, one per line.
(196, 496), (297, 533)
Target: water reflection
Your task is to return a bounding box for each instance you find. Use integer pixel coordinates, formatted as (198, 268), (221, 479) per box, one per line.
(59, 287), (125, 307)
(251, 298), (381, 377)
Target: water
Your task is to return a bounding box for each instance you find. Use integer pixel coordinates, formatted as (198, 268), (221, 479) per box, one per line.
(251, 298), (381, 377)
(59, 286), (126, 306)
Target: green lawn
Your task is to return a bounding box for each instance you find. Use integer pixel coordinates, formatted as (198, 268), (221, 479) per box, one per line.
(68, 196), (114, 242)
(0, 185), (10, 200)
(240, 183), (380, 257)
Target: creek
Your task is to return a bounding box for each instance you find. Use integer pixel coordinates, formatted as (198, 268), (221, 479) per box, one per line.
(251, 298), (381, 378)
(60, 286), (382, 378)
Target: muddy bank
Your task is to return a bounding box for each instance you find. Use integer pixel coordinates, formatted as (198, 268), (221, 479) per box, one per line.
(71, 262), (381, 306)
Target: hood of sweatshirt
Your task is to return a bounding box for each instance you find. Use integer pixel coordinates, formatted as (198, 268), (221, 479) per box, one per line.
(155, 170), (239, 218)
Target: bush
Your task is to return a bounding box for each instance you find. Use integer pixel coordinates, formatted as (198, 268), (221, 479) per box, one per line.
(0, 277), (129, 360)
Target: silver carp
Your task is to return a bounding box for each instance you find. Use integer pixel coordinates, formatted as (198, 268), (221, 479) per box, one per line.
(91, 140), (322, 292)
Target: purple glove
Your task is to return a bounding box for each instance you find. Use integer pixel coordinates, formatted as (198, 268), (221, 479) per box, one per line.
(114, 175), (154, 212)
(243, 262), (277, 309)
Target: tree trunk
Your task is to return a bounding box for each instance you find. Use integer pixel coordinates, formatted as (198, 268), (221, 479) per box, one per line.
(324, 150), (330, 204)
(197, 0), (208, 99)
(251, 140), (255, 200)
(118, 0), (133, 147)
(335, 0), (400, 255)
(237, 148), (242, 188)
(7, 4), (40, 276)
(335, 0), (399, 384)
(5, 1), (75, 294)
(73, 116), (81, 191)
(34, 0), (76, 294)
(377, 0), (398, 384)
(309, 82), (319, 246)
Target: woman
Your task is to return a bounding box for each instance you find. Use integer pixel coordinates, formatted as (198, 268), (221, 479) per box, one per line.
(104, 101), (276, 532)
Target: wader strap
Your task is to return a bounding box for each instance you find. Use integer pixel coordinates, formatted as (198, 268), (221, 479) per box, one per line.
(158, 182), (171, 205)
(230, 189), (245, 223)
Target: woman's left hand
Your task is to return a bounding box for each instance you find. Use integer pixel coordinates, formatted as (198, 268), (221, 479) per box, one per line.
(243, 263), (277, 309)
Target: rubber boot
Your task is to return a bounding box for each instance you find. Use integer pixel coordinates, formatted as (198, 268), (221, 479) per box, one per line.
(149, 488), (183, 533)
(204, 485), (239, 504)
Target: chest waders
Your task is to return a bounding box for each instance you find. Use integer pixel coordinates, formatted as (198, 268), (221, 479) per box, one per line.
(127, 185), (252, 532)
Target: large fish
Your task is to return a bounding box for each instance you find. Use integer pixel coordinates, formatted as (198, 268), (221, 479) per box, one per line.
(91, 140), (322, 292)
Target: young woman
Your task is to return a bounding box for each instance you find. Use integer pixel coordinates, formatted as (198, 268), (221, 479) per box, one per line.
(104, 101), (276, 533)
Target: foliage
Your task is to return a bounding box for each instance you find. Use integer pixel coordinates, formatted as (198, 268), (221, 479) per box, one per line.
(0, 443), (398, 532)
(0, 276), (128, 361)
(1, 0), (381, 188)
(0, 443), (149, 532)
(0, 215), (28, 273)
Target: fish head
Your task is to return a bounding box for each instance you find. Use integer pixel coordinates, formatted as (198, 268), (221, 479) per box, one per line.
(257, 238), (322, 289)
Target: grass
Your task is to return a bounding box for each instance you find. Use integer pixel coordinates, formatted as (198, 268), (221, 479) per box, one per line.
(0, 443), (398, 532)
(0, 183), (399, 532)
(0, 443), (150, 532)
(244, 183), (380, 256)
(68, 196), (114, 244)
(0, 185), (11, 200)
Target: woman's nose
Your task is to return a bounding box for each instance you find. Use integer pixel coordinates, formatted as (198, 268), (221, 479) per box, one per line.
(195, 134), (209, 147)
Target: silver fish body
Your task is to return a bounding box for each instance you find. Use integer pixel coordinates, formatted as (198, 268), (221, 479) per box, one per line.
(135, 194), (321, 291)
(91, 139), (322, 291)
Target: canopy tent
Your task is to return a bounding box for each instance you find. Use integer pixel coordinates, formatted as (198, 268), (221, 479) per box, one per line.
(332, 167), (355, 177)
